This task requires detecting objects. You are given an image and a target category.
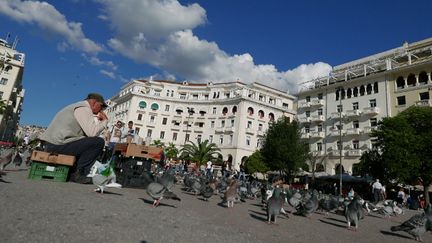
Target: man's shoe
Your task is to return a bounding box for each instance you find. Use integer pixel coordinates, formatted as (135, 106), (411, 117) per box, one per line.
(70, 172), (92, 184)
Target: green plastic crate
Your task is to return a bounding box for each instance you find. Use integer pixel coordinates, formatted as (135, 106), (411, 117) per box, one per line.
(28, 161), (70, 182)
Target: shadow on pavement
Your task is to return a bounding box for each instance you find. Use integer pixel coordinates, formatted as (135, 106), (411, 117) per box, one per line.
(138, 198), (177, 208)
(319, 219), (347, 229)
(380, 230), (413, 240)
(95, 190), (123, 196)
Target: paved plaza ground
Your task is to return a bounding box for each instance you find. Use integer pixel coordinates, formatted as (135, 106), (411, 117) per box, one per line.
(1, 165), (431, 243)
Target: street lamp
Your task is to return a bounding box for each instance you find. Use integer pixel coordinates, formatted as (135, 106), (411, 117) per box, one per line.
(184, 107), (195, 145)
(336, 87), (343, 195)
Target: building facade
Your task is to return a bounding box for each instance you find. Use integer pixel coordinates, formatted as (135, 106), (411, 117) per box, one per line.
(105, 79), (296, 170)
(297, 38), (432, 175)
(0, 38), (25, 142)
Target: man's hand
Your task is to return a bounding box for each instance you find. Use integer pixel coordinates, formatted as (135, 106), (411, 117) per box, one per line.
(97, 111), (108, 121)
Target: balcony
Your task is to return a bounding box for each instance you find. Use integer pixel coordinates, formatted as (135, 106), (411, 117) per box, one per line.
(298, 101), (310, 108)
(328, 149), (345, 156)
(310, 115), (325, 123)
(310, 131), (325, 138)
(346, 149), (363, 157)
(331, 112), (345, 119)
(311, 150), (325, 156)
(215, 127), (224, 133)
(329, 129), (343, 137)
(362, 126), (376, 134)
(245, 128), (255, 134)
(345, 109), (362, 117)
(345, 128), (361, 135)
(310, 99), (324, 107)
(301, 133), (310, 139)
(257, 130), (265, 136)
(415, 100), (432, 107)
(363, 107), (380, 115)
(298, 117), (311, 123)
(225, 126), (235, 133)
(194, 127), (204, 133)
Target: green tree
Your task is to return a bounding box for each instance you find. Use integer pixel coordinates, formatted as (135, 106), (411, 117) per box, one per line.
(151, 139), (165, 148)
(357, 149), (390, 183)
(179, 140), (222, 166)
(164, 142), (178, 161)
(371, 106), (432, 205)
(244, 150), (268, 174)
(261, 117), (309, 181)
(0, 100), (6, 114)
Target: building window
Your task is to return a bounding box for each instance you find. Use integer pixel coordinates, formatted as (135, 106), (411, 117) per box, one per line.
(397, 96), (406, 106)
(283, 103), (289, 109)
(369, 99), (376, 107)
(370, 118), (377, 127)
(337, 105), (343, 112)
(180, 94), (186, 99)
(304, 124), (310, 133)
(373, 82), (379, 93)
(212, 107), (217, 114)
(185, 134), (190, 142)
(197, 134), (202, 143)
(230, 119), (235, 127)
(247, 121), (252, 129)
(229, 135), (233, 145)
(246, 136), (251, 146)
(353, 120), (359, 128)
(162, 117), (167, 125)
(353, 102), (359, 110)
(221, 120), (225, 127)
(366, 84), (372, 95)
(305, 110), (310, 117)
(165, 105), (170, 111)
(353, 140), (359, 149)
(337, 141), (342, 150)
(317, 142), (322, 151)
(150, 116), (155, 123)
(219, 135), (224, 145)
(258, 123), (263, 131)
(147, 129), (152, 138)
(420, 92), (430, 101)
(306, 96), (311, 102)
(135, 127), (140, 135)
(317, 124), (323, 132)
(210, 121), (215, 128)
(318, 93), (323, 100)
(138, 101), (147, 109)
(160, 131), (165, 139)
(209, 135), (213, 143)
(193, 94), (198, 100)
(317, 108), (323, 116)
(138, 114), (143, 121)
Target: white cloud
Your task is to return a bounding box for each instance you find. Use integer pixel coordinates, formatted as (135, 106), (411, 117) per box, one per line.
(81, 54), (117, 70)
(99, 0), (331, 92)
(100, 69), (115, 79)
(0, 0), (103, 54)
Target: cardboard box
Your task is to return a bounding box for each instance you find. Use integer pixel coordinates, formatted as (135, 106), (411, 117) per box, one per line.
(113, 143), (164, 160)
(30, 151), (76, 166)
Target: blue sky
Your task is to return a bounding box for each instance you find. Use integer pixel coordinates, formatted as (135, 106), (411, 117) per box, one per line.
(0, 0), (431, 127)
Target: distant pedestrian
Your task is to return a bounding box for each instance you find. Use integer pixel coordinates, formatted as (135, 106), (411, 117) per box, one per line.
(239, 161), (245, 180)
(372, 179), (383, 203)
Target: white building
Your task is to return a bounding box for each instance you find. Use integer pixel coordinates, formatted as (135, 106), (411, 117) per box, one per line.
(297, 38), (432, 175)
(106, 79), (296, 170)
(0, 37), (25, 142)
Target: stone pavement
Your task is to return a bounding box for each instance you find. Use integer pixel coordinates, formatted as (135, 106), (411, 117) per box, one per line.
(0, 165), (431, 243)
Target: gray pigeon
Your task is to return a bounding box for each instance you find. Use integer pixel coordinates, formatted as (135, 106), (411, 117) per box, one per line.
(92, 174), (112, 194)
(267, 188), (285, 224)
(146, 182), (181, 207)
(200, 184), (214, 201)
(0, 148), (16, 171)
(390, 206), (432, 242)
(296, 190), (319, 217)
(157, 170), (176, 190)
(224, 180), (238, 208)
(319, 195), (340, 215)
(345, 195), (365, 231)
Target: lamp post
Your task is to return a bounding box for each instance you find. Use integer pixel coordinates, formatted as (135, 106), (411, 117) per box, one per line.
(337, 87), (343, 195)
(184, 107), (195, 145)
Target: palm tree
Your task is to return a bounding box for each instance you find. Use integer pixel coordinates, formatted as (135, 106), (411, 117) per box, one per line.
(164, 142), (179, 161)
(179, 140), (222, 166)
(151, 139), (165, 148)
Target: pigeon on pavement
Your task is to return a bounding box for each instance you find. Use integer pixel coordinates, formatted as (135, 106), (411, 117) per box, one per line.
(267, 188), (285, 224)
(146, 182), (181, 207)
(345, 195), (365, 231)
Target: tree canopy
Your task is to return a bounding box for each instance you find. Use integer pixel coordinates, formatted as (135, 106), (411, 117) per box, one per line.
(179, 140), (222, 166)
(244, 150), (268, 174)
(363, 106), (432, 204)
(260, 117), (309, 180)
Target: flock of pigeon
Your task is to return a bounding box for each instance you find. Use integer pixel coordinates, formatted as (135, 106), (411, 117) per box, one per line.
(140, 168), (432, 242)
(2, 149), (432, 242)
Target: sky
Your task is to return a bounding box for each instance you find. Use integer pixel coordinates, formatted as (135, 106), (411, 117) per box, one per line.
(0, 0), (431, 127)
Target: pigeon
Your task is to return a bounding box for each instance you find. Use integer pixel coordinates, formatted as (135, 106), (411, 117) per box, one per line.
(288, 190), (302, 209)
(224, 180), (238, 208)
(0, 148), (16, 171)
(267, 188), (285, 224)
(296, 190), (319, 217)
(200, 184), (214, 201)
(390, 207), (432, 242)
(157, 170), (177, 190)
(345, 195), (365, 231)
(13, 152), (22, 167)
(146, 182), (181, 207)
(319, 195), (340, 215)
